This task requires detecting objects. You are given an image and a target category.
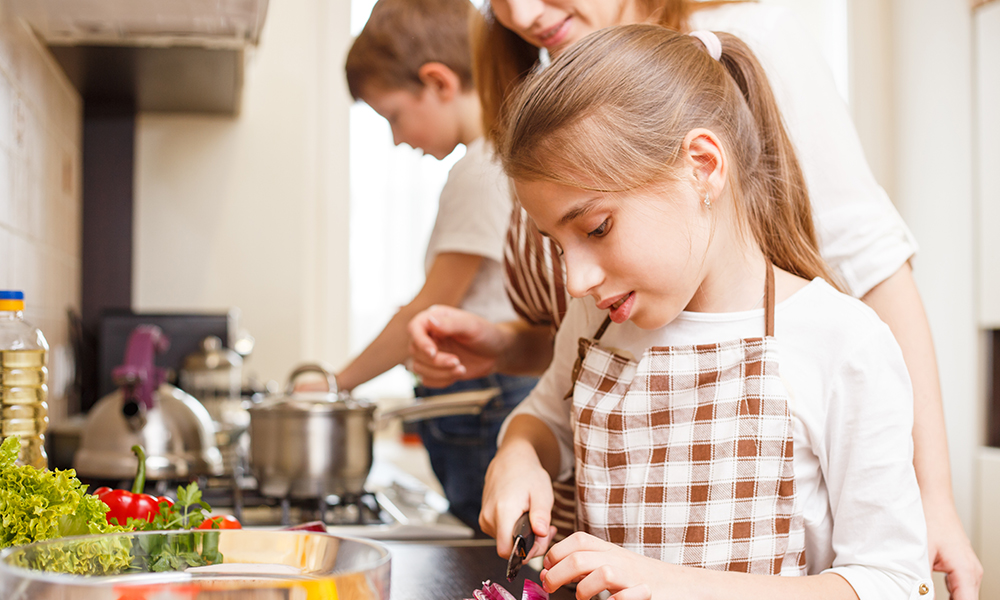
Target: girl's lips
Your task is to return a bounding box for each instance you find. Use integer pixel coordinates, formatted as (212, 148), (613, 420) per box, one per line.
(536, 17), (572, 49)
(609, 292), (635, 324)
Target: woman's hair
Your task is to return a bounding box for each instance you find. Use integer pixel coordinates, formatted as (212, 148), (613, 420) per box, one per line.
(472, 0), (740, 137)
(497, 25), (840, 288)
(345, 0), (475, 101)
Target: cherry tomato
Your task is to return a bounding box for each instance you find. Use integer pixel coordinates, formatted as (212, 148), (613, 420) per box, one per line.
(196, 515), (242, 530)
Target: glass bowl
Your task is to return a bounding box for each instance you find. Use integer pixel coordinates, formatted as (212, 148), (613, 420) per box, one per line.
(0, 530), (390, 600)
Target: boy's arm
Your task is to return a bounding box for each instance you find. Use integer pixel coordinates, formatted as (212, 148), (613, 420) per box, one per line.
(336, 252), (483, 391)
(861, 263), (982, 598)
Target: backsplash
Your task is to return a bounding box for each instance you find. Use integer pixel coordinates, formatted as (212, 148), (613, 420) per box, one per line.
(0, 5), (83, 423)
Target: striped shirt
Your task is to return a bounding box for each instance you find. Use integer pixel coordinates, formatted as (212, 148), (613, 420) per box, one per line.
(503, 204), (568, 330)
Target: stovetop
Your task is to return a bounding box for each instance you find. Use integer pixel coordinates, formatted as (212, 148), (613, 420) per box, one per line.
(198, 461), (476, 540)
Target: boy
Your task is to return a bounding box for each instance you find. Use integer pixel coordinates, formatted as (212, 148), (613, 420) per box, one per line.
(340, 0), (536, 532)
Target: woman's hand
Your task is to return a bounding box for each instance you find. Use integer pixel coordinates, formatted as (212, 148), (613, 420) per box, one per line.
(926, 507), (983, 600)
(406, 305), (510, 388)
(541, 533), (674, 600)
(480, 436), (556, 559)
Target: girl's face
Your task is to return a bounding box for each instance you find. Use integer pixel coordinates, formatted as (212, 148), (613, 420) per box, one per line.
(514, 178), (715, 330)
(490, 0), (642, 57)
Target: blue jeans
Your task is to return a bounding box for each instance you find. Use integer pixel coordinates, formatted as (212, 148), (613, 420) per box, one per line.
(415, 374), (538, 534)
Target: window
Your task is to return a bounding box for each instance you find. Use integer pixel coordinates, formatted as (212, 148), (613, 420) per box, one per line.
(348, 0), (465, 398)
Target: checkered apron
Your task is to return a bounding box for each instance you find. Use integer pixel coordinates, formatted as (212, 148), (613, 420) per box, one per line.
(569, 264), (806, 575)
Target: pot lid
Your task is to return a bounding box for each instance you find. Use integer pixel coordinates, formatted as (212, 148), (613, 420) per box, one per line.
(183, 336), (243, 371)
(249, 391), (374, 414)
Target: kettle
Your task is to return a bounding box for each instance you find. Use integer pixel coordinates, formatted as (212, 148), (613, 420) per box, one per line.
(74, 325), (223, 480)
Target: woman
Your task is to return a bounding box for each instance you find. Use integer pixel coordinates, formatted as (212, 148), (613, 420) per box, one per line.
(407, 1), (981, 597)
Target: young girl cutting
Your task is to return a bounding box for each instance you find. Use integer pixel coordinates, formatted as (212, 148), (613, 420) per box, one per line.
(481, 25), (931, 599)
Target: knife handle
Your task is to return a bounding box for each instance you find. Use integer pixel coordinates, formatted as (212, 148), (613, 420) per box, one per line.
(512, 512), (535, 557)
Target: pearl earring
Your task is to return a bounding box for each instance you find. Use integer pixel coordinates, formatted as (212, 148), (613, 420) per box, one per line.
(703, 190), (711, 208)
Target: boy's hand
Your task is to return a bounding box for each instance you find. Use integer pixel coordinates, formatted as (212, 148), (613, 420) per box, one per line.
(406, 305), (506, 387)
(480, 440), (555, 560)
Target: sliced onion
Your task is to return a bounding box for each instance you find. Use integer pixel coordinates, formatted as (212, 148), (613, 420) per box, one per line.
(490, 582), (518, 600)
(466, 579), (548, 600)
(522, 580), (548, 600)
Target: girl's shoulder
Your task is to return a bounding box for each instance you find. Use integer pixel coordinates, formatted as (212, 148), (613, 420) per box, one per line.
(776, 278), (900, 359)
(780, 278), (885, 328)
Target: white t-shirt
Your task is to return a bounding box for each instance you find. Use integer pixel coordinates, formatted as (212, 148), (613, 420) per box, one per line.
(425, 137), (518, 323)
(502, 281), (931, 599)
(688, 4), (918, 298)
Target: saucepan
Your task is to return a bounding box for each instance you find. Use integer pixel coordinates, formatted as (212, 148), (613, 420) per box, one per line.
(248, 364), (499, 499)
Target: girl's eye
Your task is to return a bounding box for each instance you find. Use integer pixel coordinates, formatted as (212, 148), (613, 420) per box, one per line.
(587, 219), (610, 238)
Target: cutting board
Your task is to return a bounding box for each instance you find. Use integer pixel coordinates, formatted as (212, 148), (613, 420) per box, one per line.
(383, 541), (575, 600)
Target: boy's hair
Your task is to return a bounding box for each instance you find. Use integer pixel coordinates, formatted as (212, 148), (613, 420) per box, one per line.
(346, 0), (476, 100)
(497, 24), (843, 291)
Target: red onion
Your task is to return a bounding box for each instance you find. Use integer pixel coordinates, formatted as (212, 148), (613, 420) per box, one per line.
(522, 580), (548, 600)
(281, 521), (327, 533)
(467, 580), (547, 600)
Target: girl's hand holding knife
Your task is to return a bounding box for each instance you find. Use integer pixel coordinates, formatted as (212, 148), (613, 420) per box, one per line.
(480, 435), (557, 561)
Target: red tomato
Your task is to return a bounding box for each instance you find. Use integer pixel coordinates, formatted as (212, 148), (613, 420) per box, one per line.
(196, 515), (242, 530)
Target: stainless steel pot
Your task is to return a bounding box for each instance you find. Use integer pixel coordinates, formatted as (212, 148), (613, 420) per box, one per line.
(248, 363), (503, 500)
(248, 365), (375, 499)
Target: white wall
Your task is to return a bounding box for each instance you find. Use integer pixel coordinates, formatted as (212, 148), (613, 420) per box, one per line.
(0, 2), (82, 422)
(133, 0), (352, 385)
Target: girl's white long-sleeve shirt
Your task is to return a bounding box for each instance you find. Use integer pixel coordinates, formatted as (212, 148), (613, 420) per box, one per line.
(500, 280), (932, 600)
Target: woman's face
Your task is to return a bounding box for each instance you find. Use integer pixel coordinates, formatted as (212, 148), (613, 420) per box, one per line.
(490, 0), (641, 57)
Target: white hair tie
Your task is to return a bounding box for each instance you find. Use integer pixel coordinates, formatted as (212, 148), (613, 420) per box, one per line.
(689, 30), (722, 61)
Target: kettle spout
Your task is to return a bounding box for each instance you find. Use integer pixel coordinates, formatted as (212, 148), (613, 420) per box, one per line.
(121, 391), (148, 432)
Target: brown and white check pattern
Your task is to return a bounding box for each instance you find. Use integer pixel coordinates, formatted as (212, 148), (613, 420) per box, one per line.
(571, 335), (806, 575)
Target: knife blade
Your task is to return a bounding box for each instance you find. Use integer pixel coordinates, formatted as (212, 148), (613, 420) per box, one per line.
(505, 511), (535, 581)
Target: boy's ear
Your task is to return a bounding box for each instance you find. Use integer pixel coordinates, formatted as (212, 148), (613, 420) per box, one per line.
(417, 62), (461, 101)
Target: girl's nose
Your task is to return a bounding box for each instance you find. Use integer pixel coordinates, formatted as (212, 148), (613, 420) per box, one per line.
(502, 0), (545, 32)
(564, 252), (603, 299)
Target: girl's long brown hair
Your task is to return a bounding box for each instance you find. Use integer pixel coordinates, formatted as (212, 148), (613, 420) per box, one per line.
(472, 0), (738, 138)
(496, 25), (841, 289)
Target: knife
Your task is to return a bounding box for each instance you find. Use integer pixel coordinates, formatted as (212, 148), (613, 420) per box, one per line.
(505, 512), (535, 581)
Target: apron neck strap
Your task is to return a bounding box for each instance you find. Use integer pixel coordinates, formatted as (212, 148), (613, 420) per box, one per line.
(765, 260), (775, 338)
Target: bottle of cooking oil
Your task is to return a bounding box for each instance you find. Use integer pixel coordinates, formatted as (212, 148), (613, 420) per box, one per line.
(0, 291), (49, 469)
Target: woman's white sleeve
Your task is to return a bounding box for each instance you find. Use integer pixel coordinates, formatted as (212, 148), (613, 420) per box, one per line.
(736, 8), (918, 298)
(821, 324), (932, 599)
(497, 300), (587, 480)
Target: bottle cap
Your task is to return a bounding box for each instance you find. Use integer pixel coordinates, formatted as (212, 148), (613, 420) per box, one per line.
(0, 291), (25, 311)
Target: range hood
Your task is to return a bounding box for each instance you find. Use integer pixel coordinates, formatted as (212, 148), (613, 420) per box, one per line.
(6, 0), (270, 114)
(7, 0), (268, 49)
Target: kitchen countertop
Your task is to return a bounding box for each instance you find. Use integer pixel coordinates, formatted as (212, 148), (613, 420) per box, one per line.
(384, 540), (574, 600)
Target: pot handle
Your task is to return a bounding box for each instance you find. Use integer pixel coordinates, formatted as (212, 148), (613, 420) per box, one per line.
(286, 363), (339, 395)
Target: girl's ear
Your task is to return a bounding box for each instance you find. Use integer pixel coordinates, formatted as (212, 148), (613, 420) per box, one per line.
(417, 62), (461, 102)
(682, 128), (727, 198)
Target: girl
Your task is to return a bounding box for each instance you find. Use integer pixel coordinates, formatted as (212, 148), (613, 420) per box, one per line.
(481, 25), (931, 599)
(409, 2), (980, 595)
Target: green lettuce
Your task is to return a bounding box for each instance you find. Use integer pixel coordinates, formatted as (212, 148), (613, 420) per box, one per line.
(0, 436), (125, 548)
(0, 436), (133, 574)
